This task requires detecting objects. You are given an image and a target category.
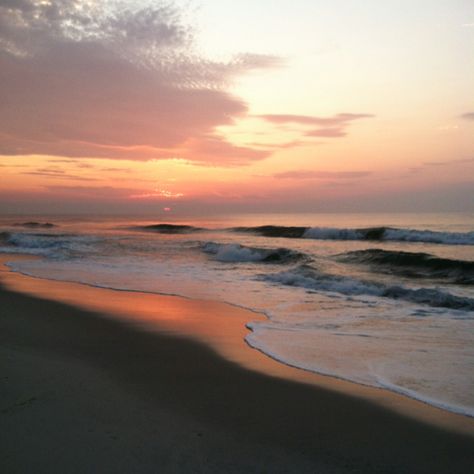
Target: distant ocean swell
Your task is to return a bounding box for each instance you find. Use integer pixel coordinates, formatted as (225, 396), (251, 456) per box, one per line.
(234, 225), (474, 245)
(132, 224), (203, 233)
(128, 223), (474, 245)
(337, 249), (474, 284)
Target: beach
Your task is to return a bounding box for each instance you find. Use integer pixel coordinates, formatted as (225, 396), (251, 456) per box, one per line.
(1, 256), (474, 473)
(2, 1), (473, 471)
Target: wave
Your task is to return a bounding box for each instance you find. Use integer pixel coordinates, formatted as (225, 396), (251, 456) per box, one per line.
(260, 265), (474, 311)
(202, 242), (306, 264)
(337, 249), (474, 284)
(233, 225), (307, 238)
(0, 232), (100, 257)
(305, 226), (474, 244)
(0, 231), (12, 245)
(133, 223), (203, 234)
(13, 221), (56, 228)
(234, 225), (474, 245)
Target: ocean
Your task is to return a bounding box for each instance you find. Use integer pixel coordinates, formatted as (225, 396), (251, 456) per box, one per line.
(1, 212), (473, 417)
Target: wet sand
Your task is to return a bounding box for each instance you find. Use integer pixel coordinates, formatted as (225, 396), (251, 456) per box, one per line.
(1, 256), (474, 473)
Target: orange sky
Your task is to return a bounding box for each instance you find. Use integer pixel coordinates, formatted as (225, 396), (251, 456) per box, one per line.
(1, 0), (473, 214)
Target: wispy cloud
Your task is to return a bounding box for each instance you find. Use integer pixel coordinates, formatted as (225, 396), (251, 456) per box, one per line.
(257, 113), (373, 126)
(22, 171), (98, 181)
(21, 165), (98, 181)
(423, 158), (474, 166)
(304, 128), (347, 138)
(258, 113), (373, 139)
(101, 167), (128, 172)
(183, 135), (272, 166)
(245, 140), (307, 149)
(45, 185), (137, 198)
(273, 170), (372, 180)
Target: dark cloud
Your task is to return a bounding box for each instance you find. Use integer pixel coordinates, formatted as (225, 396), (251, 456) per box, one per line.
(460, 112), (474, 121)
(0, 0), (280, 165)
(274, 170), (371, 180)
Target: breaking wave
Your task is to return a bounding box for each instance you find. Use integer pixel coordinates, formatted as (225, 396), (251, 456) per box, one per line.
(337, 249), (474, 284)
(0, 232), (101, 258)
(235, 225), (474, 245)
(202, 242), (306, 264)
(260, 265), (474, 311)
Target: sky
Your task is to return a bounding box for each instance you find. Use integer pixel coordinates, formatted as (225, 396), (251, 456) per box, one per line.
(0, 0), (473, 215)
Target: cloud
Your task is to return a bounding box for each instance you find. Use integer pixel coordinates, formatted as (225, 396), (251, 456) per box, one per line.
(460, 112), (474, 121)
(401, 158), (474, 177)
(48, 159), (81, 164)
(182, 135), (272, 166)
(423, 158), (474, 166)
(304, 128), (347, 138)
(258, 113), (373, 139)
(231, 53), (284, 71)
(45, 185), (137, 198)
(245, 140), (307, 149)
(273, 170), (371, 180)
(21, 170), (98, 181)
(22, 171), (98, 181)
(101, 167), (128, 172)
(258, 113), (373, 126)
(0, 1), (280, 165)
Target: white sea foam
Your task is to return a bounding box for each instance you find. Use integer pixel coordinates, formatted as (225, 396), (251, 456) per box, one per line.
(246, 322), (474, 418)
(383, 228), (474, 245)
(303, 226), (474, 244)
(3, 232), (102, 258)
(202, 241), (304, 263)
(203, 242), (269, 262)
(303, 227), (363, 240)
(261, 265), (474, 311)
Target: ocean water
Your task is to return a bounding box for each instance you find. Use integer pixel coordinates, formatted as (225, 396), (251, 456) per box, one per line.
(1, 213), (473, 416)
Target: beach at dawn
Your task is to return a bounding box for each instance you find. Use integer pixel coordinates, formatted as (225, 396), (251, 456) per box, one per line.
(1, 1), (474, 473)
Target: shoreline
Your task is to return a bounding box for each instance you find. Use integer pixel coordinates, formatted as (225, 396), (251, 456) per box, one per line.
(1, 255), (474, 472)
(2, 255), (474, 433)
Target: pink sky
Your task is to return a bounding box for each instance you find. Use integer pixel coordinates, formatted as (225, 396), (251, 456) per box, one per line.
(1, 0), (473, 214)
